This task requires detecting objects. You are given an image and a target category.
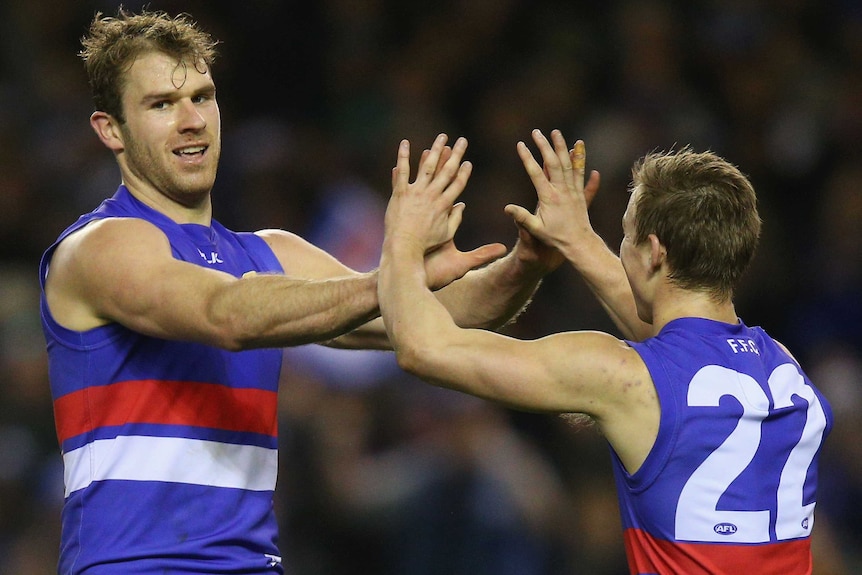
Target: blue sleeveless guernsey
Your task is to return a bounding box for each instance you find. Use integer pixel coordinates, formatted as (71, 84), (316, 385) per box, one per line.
(39, 186), (286, 574)
(619, 318), (832, 575)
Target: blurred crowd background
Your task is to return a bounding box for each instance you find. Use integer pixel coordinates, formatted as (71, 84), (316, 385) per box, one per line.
(1, 0), (861, 573)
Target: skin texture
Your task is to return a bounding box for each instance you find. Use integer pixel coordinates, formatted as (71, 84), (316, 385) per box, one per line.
(45, 51), (559, 354)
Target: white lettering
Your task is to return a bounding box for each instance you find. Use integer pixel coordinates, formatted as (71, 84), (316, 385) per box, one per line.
(198, 249), (224, 264)
(726, 338), (760, 355)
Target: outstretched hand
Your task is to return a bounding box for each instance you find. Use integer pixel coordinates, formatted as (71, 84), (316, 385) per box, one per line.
(385, 134), (507, 289)
(505, 129), (601, 261)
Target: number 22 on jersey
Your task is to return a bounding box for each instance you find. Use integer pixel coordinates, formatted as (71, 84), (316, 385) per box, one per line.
(675, 364), (828, 543)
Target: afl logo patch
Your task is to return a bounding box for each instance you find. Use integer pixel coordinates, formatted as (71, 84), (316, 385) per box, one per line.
(713, 522), (738, 535)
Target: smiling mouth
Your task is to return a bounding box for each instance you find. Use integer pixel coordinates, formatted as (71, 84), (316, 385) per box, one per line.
(174, 145), (207, 157)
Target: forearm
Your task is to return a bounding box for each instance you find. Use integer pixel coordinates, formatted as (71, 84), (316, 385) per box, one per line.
(436, 250), (544, 330)
(379, 239), (455, 371)
(321, 317), (391, 351)
(562, 235), (652, 341)
(297, 246), (543, 350)
(208, 271), (381, 350)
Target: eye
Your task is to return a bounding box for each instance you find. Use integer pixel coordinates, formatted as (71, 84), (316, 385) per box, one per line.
(192, 90), (215, 105)
(151, 100), (170, 110)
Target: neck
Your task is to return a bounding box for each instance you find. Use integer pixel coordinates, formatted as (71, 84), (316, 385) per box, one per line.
(649, 285), (738, 333)
(122, 182), (213, 226)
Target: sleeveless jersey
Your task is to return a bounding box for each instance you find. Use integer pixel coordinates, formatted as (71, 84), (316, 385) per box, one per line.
(618, 318), (832, 575)
(39, 186), (286, 574)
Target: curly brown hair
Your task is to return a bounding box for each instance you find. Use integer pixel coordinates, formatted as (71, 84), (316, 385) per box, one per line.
(79, 8), (219, 123)
(631, 147), (762, 300)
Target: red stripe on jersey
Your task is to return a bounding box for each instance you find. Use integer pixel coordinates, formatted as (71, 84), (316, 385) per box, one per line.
(54, 380), (278, 443)
(624, 528), (812, 575)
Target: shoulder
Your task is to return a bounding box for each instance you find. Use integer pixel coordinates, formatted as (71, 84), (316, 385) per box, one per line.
(539, 330), (652, 406)
(45, 217), (174, 331)
(253, 228), (310, 251)
(51, 217), (169, 271)
(542, 331), (658, 471)
(547, 330), (643, 365)
(253, 229), (358, 279)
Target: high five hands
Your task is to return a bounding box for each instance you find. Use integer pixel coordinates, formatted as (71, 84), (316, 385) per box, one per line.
(386, 134), (507, 289)
(384, 130), (601, 289)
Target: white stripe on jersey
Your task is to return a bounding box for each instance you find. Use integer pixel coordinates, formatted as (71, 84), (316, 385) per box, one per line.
(63, 435), (277, 496)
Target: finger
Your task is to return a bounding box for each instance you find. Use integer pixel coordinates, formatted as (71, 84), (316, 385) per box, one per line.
(550, 130), (576, 190)
(463, 243), (508, 268)
(531, 129), (564, 182)
(417, 133), (448, 182)
(565, 138), (585, 193)
(441, 158), (472, 205)
(394, 139), (411, 194)
(516, 141), (551, 200)
(571, 139), (586, 173)
(435, 146), (453, 177)
(446, 202), (466, 241)
(584, 169), (601, 207)
(436, 137), (468, 188)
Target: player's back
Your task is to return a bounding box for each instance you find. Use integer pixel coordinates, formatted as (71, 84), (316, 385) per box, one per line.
(616, 317), (832, 575)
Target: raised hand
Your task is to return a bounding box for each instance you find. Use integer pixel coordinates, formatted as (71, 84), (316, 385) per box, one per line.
(385, 134), (506, 290)
(386, 134), (472, 254)
(505, 129), (601, 258)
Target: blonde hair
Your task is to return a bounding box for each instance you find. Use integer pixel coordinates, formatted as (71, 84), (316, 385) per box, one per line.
(631, 147), (762, 300)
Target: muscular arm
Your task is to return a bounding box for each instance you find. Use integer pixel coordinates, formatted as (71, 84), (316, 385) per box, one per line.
(432, 245), (545, 330)
(259, 134), (548, 349)
(559, 232), (648, 340)
(378, 136), (659, 472)
(379, 233), (658, 473)
(258, 227), (543, 350)
(45, 218), (381, 351)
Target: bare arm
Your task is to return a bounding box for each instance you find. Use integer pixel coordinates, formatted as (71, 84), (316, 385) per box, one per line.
(45, 217), (382, 350)
(506, 130), (653, 341)
(263, 134), (552, 349)
(431, 243), (546, 330)
(378, 141), (658, 470)
(255, 134), (510, 350)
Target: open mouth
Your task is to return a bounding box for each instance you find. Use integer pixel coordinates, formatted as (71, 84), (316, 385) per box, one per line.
(174, 145), (207, 157)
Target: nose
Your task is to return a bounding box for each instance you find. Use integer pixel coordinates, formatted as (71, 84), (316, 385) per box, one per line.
(177, 99), (206, 132)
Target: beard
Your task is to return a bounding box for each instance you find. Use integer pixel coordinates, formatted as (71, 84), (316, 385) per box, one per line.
(120, 127), (220, 207)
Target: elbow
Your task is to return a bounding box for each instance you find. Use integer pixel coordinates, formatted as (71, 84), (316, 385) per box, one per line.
(393, 335), (441, 379)
(394, 341), (422, 375)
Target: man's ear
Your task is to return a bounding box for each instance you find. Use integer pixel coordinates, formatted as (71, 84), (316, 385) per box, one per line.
(90, 111), (125, 152)
(647, 233), (666, 272)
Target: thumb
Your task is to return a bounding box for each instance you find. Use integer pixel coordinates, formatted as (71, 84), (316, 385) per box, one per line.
(463, 243), (508, 269)
(504, 204), (538, 232)
(583, 170), (601, 207)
